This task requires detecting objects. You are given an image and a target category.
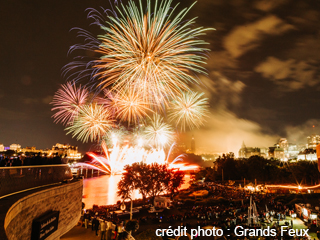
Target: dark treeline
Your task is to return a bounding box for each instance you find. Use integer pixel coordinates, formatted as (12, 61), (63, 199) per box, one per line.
(196, 154), (320, 185)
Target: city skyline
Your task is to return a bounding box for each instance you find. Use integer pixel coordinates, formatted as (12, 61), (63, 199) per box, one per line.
(1, 0), (320, 153)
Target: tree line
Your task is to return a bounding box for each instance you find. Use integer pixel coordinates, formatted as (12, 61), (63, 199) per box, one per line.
(196, 154), (320, 185)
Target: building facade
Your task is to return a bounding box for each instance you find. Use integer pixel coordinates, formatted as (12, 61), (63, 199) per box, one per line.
(307, 134), (320, 150)
(9, 144), (21, 151)
(47, 143), (82, 160)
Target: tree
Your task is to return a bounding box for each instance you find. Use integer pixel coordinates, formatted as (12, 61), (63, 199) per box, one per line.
(117, 162), (185, 202)
(117, 164), (139, 200)
(166, 170), (185, 198)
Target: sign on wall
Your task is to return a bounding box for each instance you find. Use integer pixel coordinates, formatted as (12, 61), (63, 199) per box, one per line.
(31, 211), (60, 240)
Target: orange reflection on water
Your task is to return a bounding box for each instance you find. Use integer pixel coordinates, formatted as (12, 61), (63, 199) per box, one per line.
(82, 175), (191, 208)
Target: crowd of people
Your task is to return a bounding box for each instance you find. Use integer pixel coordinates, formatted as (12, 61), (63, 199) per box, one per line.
(81, 209), (131, 240)
(80, 183), (315, 239)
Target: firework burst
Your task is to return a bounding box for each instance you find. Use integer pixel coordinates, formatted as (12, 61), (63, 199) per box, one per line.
(66, 0), (212, 106)
(145, 114), (175, 148)
(51, 82), (89, 126)
(169, 91), (209, 130)
(66, 103), (114, 142)
(109, 90), (151, 124)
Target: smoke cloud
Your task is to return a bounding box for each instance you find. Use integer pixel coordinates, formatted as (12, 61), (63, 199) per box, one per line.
(189, 73), (279, 156)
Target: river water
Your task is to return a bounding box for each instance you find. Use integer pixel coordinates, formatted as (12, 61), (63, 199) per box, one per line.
(82, 174), (191, 208)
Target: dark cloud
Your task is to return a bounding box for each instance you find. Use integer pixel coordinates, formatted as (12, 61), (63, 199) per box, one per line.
(254, 0), (289, 12)
(254, 57), (319, 91)
(224, 15), (295, 58)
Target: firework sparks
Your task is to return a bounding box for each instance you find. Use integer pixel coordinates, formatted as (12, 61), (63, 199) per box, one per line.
(67, 0), (212, 106)
(145, 114), (175, 148)
(108, 90), (151, 124)
(76, 141), (198, 175)
(54, 0), (211, 172)
(169, 91), (209, 131)
(66, 103), (114, 142)
(51, 82), (89, 126)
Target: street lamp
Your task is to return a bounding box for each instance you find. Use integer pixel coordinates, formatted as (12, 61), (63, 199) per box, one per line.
(120, 197), (133, 220)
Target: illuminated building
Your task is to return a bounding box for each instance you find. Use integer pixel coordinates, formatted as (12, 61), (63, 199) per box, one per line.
(238, 141), (247, 158)
(238, 142), (266, 158)
(297, 148), (317, 161)
(19, 146), (48, 156)
(0, 143), (82, 159)
(287, 144), (300, 159)
(47, 143), (82, 160)
(9, 144), (21, 151)
(268, 146), (285, 160)
(191, 135), (195, 153)
(274, 147), (285, 161)
(259, 148), (269, 158)
(278, 138), (289, 150)
(307, 134), (320, 150)
(239, 141), (286, 160)
(201, 154), (219, 161)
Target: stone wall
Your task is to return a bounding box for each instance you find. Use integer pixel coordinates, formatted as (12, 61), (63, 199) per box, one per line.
(4, 179), (83, 240)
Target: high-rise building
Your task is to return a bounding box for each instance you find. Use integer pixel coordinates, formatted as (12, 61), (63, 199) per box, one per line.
(287, 144), (300, 158)
(307, 134), (320, 149)
(191, 135), (195, 153)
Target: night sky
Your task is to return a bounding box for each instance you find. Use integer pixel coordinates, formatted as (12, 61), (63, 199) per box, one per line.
(1, 0), (320, 154)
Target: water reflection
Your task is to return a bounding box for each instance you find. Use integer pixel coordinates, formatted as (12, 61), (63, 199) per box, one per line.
(82, 174), (191, 208)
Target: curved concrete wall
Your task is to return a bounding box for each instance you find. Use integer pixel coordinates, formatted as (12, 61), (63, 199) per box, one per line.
(4, 179), (83, 240)
(0, 165), (73, 197)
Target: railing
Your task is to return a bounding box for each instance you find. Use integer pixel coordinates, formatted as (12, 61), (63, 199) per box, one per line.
(0, 165), (73, 197)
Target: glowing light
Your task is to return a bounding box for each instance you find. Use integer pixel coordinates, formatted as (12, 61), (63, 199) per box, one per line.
(76, 142), (198, 175)
(138, 138), (143, 147)
(112, 134), (118, 146)
(265, 183), (320, 190)
(310, 213), (317, 220)
(303, 208), (308, 217)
